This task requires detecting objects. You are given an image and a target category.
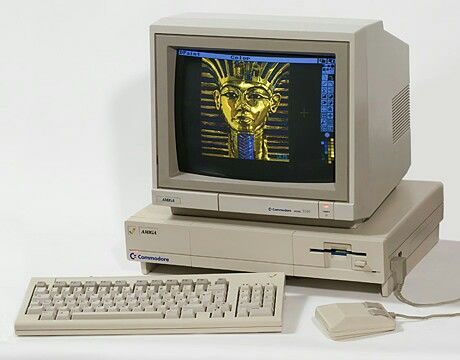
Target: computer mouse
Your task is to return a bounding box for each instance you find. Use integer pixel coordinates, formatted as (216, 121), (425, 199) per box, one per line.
(315, 302), (396, 340)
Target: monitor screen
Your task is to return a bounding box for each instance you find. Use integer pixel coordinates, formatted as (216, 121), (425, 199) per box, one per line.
(174, 49), (336, 183)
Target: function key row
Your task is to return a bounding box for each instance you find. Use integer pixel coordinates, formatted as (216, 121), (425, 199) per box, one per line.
(33, 278), (229, 295)
(37, 278), (228, 289)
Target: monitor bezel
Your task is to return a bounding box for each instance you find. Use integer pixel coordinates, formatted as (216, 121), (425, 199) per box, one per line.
(154, 34), (349, 201)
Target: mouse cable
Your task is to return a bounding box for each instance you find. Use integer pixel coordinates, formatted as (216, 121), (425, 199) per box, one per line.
(389, 311), (460, 320)
(385, 256), (460, 321)
(391, 256), (460, 307)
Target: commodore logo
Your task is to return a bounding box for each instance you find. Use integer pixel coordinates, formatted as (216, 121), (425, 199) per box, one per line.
(268, 207), (292, 213)
(128, 226), (136, 235)
(129, 252), (170, 263)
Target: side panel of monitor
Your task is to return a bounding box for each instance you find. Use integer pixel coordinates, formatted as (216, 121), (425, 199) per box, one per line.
(350, 26), (410, 220)
(154, 34), (349, 201)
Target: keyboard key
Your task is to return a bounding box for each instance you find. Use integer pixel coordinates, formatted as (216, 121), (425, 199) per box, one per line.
(40, 310), (56, 320)
(114, 280), (129, 291)
(165, 280), (179, 291)
(27, 306), (43, 315)
(180, 279), (194, 289)
(69, 281), (82, 290)
(237, 309), (248, 317)
(220, 303), (231, 312)
(43, 304), (56, 311)
(56, 310), (71, 320)
(188, 297), (200, 305)
(35, 281), (48, 288)
(54, 300), (65, 308)
(249, 308), (273, 317)
(195, 279), (210, 291)
(195, 284), (206, 295)
(99, 281), (112, 289)
(70, 306), (82, 314)
(121, 287), (132, 295)
(83, 281), (98, 290)
(157, 305), (167, 314)
(183, 304), (205, 313)
(134, 280), (149, 291)
(214, 294), (226, 303)
(240, 284), (251, 292)
(73, 287), (84, 297)
(73, 311), (164, 320)
(29, 300), (41, 307)
(53, 281), (68, 289)
(150, 280), (163, 291)
(165, 309), (180, 319)
(196, 312), (211, 319)
(33, 287), (48, 295)
(182, 285), (193, 294)
(158, 285), (167, 295)
(181, 309), (195, 318)
(90, 300), (102, 309)
(33, 294), (51, 301)
(211, 309), (223, 318)
(170, 285), (180, 295)
(176, 299), (187, 307)
(239, 302), (261, 311)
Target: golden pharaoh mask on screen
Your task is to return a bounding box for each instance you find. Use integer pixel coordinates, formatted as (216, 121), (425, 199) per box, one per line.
(201, 59), (290, 161)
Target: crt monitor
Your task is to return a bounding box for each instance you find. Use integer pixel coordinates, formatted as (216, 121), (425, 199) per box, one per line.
(151, 14), (411, 226)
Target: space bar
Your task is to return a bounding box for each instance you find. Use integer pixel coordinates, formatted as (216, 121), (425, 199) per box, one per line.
(72, 311), (164, 320)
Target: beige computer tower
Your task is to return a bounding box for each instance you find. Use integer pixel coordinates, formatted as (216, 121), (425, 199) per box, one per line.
(125, 180), (443, 296)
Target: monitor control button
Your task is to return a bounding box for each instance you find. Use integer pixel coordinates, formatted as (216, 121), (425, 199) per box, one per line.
(319, 202), (334, 219)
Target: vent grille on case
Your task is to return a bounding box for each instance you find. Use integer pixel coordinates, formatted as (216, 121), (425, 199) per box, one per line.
(392, 85), (410, 143)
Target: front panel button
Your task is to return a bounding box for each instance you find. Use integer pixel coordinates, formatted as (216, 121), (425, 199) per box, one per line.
(319, 202), (334, 219)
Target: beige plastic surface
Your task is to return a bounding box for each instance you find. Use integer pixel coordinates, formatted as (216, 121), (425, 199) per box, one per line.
(153, 189), (218, 211)
(315, 302), (396, 340)
(15, 272), (285, 336)
(126, 180), (443, 294)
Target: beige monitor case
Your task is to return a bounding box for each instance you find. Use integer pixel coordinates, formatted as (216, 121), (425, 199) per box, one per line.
(150, 14), (411, 225)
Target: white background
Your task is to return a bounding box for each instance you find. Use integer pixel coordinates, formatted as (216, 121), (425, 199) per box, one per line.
(1, 1), (459, 359)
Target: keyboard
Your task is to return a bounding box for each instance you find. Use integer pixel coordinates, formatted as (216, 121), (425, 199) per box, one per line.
(15, 272), (285, 335)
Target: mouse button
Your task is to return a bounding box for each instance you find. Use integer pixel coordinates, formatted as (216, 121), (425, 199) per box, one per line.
(315, 303), (346, 330)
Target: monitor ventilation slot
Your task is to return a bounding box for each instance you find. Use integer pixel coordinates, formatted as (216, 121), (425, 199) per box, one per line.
(392, 85), (410, 143)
